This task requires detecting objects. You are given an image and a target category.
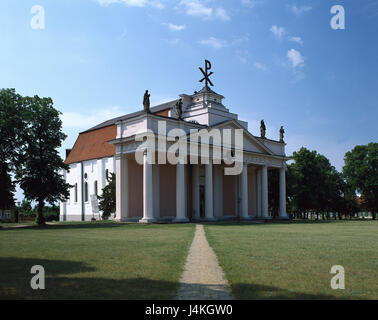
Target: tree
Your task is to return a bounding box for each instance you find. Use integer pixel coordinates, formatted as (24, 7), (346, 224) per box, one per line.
(343, 143), (378, 220)
(287, 147), (344, 219)
(19, 199), (33, 216)
(0, 89), (24, 211)
(98, 173), (116, 220)
(15, 95), (70, 225)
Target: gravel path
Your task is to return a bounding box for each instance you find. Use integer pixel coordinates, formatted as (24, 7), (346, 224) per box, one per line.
(175, 224), (235, 300)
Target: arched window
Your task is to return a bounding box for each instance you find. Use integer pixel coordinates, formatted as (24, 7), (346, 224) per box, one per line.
(84, 182), (88, 202)
(94, 181), (98, 197)
(74, 183), (78, 203)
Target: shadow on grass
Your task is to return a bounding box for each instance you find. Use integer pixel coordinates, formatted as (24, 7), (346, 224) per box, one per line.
(0, 222), (126, 231)
(203, 219), (357, 227)
(0, 257), (358, 300)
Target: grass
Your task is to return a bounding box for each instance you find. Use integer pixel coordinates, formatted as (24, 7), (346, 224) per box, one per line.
(205, 220), (378, 300)
(0, 221), (195, 299)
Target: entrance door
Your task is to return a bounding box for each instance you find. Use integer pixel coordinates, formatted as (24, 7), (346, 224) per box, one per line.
(200, 185), (205, 218)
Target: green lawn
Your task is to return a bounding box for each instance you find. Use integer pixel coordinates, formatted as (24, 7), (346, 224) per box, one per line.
(0, 221), (195, 299)
(205, 221), (378, 300)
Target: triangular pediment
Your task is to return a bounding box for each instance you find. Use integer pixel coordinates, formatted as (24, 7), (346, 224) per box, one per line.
(211, 120), (274, 155)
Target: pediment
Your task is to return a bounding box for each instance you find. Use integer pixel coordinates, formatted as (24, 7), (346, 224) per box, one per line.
(211, 120), (274, 155)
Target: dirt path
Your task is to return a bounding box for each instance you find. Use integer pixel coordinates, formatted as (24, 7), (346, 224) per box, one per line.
(175, 224), (234, 300)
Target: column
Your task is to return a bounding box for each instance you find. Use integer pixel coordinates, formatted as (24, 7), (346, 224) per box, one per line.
(213, 165), (223, 219)
(205, 160), (215, 220)
(174, 162), (188, 222)
(256, 168), (262, 218)
(241, 163), (249, 219)
(140, 151), (155, 223)
(261, 165), (270, 219)
(192, 165), (200, 220)
(116, 156), (129, 222)
(153, 164), (160, 219)
(279, 167), (289, 219)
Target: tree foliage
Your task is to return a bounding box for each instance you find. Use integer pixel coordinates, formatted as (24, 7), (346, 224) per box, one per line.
(98, 172), (116, 220)
(287, 147), (343, 219)
(0, 89), (24, 210)
(15, 95), (70, 225)
(343, 143), (378, 219)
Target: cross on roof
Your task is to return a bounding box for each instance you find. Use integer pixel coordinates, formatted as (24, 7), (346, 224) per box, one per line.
(199, 59), (214, 88)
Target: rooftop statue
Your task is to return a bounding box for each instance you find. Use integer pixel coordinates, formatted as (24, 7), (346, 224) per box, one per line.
(280, 126), (285, 143)
(143, 90), (151, 113)
(175, 99), (183, 120)
(260, 120), (266, 139)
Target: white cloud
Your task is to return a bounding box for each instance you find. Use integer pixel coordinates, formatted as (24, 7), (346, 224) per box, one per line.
(254, 62), (267, 71)
(241, 0), (257, 9)
(289, 36), (303, 45)
(97, 0), (164, 9)
(179, 0), (230, 21)
(216, 8), (230, 21)
(270, 25), (286, 39)
(162, 23), (185, 31)
(287, 49), (304, 68)
(291, 4), (312, 16)
(61, 106), (125, 129)
(199, 37), (227, 49)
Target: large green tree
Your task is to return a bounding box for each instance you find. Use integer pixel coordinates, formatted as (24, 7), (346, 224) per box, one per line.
(0, 89), (24, 211)
(15, 95), (70, 225)
(287, 147), (344, 219)
(343, 143), (378, 220)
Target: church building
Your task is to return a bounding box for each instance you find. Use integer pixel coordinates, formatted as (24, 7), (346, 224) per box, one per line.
(60, 61), (290, 223)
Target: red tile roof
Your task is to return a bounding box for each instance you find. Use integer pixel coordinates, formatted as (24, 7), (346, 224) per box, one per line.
(65, 125), (117, 164)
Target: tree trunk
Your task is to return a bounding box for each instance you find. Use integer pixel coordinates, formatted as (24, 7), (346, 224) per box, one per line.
(373, 212), (376, 220)
(36, 199), (45, 225)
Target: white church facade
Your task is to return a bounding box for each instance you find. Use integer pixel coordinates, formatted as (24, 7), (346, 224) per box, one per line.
(60, 62), (290, 223)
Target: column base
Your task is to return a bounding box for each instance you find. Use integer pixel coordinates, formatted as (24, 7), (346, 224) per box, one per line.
(276, 214), (290, 220)
(139, 218), (158, 224)
(203, 217), (217, 222)
(173, 218), (190, 223)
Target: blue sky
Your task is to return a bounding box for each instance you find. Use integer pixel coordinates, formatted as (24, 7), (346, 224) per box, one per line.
(1, 0), (377, 202)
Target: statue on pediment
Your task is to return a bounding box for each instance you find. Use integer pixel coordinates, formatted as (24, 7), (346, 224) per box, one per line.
(143, 90), (151, 113)
(175, 99), (183, 120)
(260, 120), (266, 139)
(280, 126), (285, 143)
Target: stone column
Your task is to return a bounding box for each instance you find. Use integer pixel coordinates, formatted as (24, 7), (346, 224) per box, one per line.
(279, 167), (289, 219)
(192, 165), (200, 220)
(241, 163), (249, 219)
(153, 164), (160, 219)
(140, 151), (155, 223)
(174, 162), (189, 222)
(213, 165), (223, 219)
(116, 156), (129, 222)
(205, 160), (215, 220)
(256, 168), (262, 218)
(261, 165), (270, 219)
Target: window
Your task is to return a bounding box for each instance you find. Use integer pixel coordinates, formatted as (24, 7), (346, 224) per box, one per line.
(105, 169), (109, 180)
(5, 210), (11, 219)
(94, 181), (98, 197)
(74, 183), (78, 203)
(84, 182), (88, 202)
